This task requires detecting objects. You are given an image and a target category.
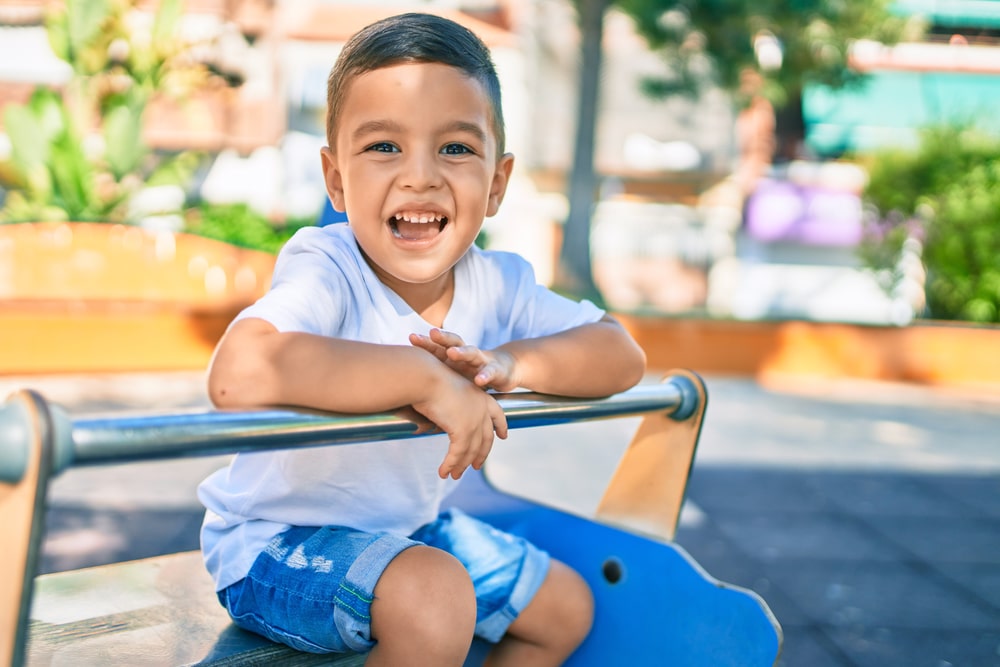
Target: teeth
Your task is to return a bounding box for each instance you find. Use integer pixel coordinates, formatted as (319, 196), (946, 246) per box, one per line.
(394, 212), (444, 223)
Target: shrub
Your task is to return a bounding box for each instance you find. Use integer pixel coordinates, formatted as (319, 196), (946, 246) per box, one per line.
(0, 0), (228, 225)
(859, 125), (1000, 323)
(184, 203), (313, 255)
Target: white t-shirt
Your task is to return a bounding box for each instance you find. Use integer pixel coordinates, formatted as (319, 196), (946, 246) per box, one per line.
(198, 223), (605, 591)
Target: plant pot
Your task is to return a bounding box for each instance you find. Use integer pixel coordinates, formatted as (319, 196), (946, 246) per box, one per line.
(0, 222), (275, 374)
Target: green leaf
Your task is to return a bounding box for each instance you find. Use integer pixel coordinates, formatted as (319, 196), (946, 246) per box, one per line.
(4, 105), (50, 172)
(48, 130), (97, 220)
(103, 103), (145, 179)
(146, 150), (200, 188)
(46, 9), (71, 63)
(28, 88), (69, 143)
(152, 0), (183, 50)
(65, 0), (110, 72)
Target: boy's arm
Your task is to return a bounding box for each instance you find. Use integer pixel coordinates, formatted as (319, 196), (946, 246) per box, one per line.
(411, 314), (646, 398)
(494, 314), (646, 397)
(208, 318), (507, 478)
(210, 317), (435, 412)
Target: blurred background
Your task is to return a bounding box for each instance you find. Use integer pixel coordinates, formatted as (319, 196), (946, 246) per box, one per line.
(1, 0), (999, 384)
(1, 1), (999, 666)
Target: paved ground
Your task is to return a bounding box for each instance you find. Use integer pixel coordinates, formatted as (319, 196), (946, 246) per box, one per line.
(4, 370), (999, 667)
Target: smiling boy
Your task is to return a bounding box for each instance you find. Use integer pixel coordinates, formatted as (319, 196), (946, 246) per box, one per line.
(198, 13), (646, 666)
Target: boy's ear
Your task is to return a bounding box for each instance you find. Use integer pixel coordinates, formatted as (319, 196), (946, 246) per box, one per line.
(320, 147), (346, 212)
(486, 153), (515, 218)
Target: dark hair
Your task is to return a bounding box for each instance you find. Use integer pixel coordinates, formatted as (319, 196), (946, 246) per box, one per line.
(326, 12), (506, 154)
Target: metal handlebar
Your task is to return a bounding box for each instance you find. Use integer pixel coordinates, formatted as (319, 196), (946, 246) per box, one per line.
(0, 376), (700, 483)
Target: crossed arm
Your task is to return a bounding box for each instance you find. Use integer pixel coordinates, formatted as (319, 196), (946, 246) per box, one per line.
(208, 315), (646, 479)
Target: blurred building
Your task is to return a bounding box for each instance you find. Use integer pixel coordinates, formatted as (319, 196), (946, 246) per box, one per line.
(11, 1), (968, 323)
(720, 1), (1000, 325)
(0, 0), (283, 152)
(803, 0), (1000, 156)
(0, 0), (737, 290)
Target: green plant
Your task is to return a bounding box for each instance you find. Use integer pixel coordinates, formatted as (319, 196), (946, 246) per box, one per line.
(185, 203), (313, 254)
(0, 0), (212, 223)
(860, 125), (1000, 323)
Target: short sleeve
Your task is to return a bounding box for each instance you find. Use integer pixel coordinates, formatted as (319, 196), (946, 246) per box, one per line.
(234, 227), (356, 337)
(481, 250), (605, 343)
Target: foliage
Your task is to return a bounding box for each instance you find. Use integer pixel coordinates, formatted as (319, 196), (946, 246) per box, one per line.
(184, 203), (313, 255)
(0, 0), (215, 224)
(859, 125), (1000, 323)
(615, 0), (918, 108)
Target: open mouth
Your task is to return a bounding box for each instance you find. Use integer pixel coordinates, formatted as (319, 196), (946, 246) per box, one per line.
(389, 212), (449, 241)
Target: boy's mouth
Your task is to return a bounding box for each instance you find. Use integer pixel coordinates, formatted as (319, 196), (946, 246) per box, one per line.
(389, 212), (448, 241)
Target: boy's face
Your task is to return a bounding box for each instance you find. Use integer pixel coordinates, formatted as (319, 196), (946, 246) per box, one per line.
(321, 62), (513, 296)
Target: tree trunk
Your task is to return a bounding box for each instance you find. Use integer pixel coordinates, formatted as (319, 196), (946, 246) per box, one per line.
(556, 0), (608, 301)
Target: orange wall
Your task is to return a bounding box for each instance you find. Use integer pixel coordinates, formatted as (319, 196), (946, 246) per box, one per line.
(3, 309), (998, 394)
(2, 223), (998, 390)
(0, 222), (274, 374)
(618, 315), (1000, 393)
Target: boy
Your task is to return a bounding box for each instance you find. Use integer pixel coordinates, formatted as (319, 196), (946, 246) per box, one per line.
(199, 12), (646, 666)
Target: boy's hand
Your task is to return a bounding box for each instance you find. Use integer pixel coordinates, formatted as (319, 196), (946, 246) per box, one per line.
(411, 364), (508, 480)
(409, 328), (521, 392)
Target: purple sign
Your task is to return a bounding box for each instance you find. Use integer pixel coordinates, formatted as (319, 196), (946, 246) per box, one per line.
(745, 179), (863, 247)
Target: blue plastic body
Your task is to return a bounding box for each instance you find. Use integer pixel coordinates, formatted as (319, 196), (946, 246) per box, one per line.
(449, 470), (782, 667)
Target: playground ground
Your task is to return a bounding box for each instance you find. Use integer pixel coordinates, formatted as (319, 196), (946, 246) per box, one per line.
(4, 370), (999, 667)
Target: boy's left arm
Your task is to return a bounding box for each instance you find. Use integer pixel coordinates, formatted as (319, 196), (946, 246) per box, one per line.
(411, 314), (646, 398)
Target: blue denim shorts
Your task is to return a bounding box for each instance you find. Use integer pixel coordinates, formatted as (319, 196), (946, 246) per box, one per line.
(217, 508), (550, 654)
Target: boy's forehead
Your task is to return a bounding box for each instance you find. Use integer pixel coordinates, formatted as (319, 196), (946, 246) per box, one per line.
(336, 62), (496, 135)
(346, 62), (486, 101)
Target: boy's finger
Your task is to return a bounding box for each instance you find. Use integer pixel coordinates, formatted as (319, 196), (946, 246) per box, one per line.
(474, 366), (494, 386)
(430, 328), (464, 347)
(472, 424), (494, 470)
(440, 436), (474, 480)
(488, 399), (508, 439)
(446, 345), (480, 362)
(408, 333), (434, 351)
(438, 456), (458, 479)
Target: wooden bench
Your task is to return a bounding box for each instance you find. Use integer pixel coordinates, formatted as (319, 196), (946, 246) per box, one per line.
(1, 371), (782, 666)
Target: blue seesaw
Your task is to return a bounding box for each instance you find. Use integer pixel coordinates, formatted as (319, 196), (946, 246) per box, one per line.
(1, 370), (781, 666)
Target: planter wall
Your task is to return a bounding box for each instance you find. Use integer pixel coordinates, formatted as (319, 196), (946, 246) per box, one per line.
(618, 314), (1000, 395)
(1, 222), (997, 395)
(0, 222), (275, 374)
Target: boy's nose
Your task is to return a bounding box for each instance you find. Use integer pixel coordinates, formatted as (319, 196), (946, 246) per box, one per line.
(399, 151), (442, 190)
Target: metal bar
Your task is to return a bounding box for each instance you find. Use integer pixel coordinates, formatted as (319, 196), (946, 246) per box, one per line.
(64, 381), (688, 470)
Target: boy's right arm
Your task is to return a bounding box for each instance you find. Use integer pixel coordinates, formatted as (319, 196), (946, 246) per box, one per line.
(208, 318), (507, 478)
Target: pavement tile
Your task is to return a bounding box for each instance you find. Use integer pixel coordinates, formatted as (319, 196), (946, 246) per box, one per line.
(804, 471), (979, 519)
(762, 561), (1000, 630)
(686, 466), (835, 514)
(933, 562), (1000, 611)
(863, 514), (1000, 565)
(40, 506), (202, 575)
(711, 511), (909, 564)
(826, 627), (1000, 667)
(775, 627), (854, 667)
(676, 520), (812, 628)
(916, 473), (1000, 519)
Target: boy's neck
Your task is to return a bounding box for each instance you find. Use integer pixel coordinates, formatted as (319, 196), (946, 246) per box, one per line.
(369, 259), (456, 329)
(404, 273), (454, 329)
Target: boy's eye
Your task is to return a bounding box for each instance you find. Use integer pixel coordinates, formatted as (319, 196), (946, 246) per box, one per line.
(441, 143), (472, 156)
(367, 142), (398, 153)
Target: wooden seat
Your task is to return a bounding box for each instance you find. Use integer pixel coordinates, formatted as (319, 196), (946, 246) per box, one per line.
(28, 551), (363, 666)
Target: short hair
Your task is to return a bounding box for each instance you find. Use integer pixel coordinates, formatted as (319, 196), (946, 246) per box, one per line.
(326, 12), (506, 155)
